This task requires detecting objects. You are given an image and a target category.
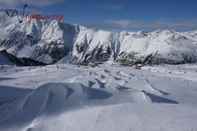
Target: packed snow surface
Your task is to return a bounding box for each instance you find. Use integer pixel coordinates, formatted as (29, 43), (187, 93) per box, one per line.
(0, 63), (197, 131)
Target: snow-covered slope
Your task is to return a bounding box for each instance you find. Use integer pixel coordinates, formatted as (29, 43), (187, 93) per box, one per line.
(117, 30), (197, 64)
(1, 10), (197, 65)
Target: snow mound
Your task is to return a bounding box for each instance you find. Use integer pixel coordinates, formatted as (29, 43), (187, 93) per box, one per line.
(0, 82), (114, 125)
(0, 80), (179, 129)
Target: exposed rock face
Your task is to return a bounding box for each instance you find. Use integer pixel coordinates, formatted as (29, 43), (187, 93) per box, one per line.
(72, 28), (114, 64)
(0, 50), (46, 66)
(1, 10), (197, 66)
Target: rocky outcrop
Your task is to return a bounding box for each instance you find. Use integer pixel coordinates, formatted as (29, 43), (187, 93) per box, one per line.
(0, 50), (46, 66)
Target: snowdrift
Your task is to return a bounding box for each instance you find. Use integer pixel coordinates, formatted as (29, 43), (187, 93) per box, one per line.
(0, 81), (179, 128)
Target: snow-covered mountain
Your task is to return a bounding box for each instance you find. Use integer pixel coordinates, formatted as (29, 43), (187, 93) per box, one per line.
(0, 10), (79, 64)
(1, 10), (197, 65)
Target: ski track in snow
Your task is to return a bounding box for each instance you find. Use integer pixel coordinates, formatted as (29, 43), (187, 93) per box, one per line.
(0, 64), (197, 131)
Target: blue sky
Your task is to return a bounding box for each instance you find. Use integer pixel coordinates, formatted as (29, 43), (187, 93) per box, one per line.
(1, 0), (197, 31)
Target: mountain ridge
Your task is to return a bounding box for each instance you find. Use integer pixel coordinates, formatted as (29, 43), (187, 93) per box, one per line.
(1, 10), (197, 66)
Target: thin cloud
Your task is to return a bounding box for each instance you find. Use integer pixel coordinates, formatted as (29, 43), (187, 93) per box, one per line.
(101, 4), (125, 11)
(86, 19), (197, 31)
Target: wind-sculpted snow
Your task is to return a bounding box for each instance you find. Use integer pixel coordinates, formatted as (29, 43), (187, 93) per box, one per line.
(0, 82), (173, 130)
(0, 64), (197, 131)
(1, 10), (197, 65)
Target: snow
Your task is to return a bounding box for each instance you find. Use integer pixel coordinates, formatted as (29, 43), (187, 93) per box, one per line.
(31, 103), (197, 131)
(0, 63), (197, 131)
